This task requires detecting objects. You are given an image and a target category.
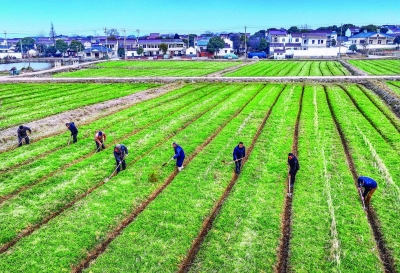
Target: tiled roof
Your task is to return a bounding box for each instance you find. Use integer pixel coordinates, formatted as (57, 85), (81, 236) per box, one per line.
(350, 32), (395, 38)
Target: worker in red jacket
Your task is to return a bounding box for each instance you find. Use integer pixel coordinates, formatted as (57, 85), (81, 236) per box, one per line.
(94, 131), (106, 151)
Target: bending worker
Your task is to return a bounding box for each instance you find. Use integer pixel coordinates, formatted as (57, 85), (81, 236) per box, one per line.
(288, 152), (300, 187)
(66, 122), (78, 143)
(358, 176), (377, 207)
(94, 131), (106, 151)
(171, 142), (185, 172)
(17, 125), (32, 147)
(233, 142), (245, 174)
(114, 144), (128, 173)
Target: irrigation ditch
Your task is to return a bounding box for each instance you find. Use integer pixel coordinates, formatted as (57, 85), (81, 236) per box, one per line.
(324, 85), (396, 273)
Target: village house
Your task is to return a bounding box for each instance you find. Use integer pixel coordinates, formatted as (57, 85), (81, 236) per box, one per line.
(82, 45), (113, 59)
(345, 27), (360, 37)
(348, 29), (395, 46)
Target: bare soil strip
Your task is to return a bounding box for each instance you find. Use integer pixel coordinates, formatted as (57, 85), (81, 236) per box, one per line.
(0, 84), (243, 254)
(208, 61), (253, 77)
(324, 86), (396, 273)
(178, 85), (286, 273)
(362, 81), (400, 119)
(276, 86), (304, 273)
(339, 60), (367, 76)
(71, 85), (266, 273)
(0, 82), (184, 152)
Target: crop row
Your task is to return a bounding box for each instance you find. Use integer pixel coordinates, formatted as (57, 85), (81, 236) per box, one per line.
(0, 83), (158, 129)
(289, 86), (382, 272)
(225, 61), (349, 77)
(0, 83), (205, 173)
(387, 81), (400, 97)
(348, 60), (400, 75)
(327, 85), (400, 270)
(0, 84), (263, 271)
(54, 61), (240, 77)
(0, 83), (240, 249)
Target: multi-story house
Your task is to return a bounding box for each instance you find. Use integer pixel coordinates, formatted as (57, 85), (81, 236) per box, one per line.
(348, 29), (395, 46)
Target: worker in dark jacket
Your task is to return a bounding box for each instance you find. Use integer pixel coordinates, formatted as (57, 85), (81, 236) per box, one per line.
(114, 144), (128, 173)
(171, 142), (185, 171)
(288, 153), (300, 187)
(358, 176), (378, 207)
(66, 122), (78, 143)
(233, 142), (246, 174)
(94, 131), (106, 151)
(17, 125), (32, 147)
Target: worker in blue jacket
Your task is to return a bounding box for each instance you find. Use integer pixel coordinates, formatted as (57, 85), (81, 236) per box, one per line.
(114, 144), (128, 173)
(358, 176), (378, 207)
(66, 122), (78, 143)
(288, 153), (300, 187)
(17, 125), (32, 147)
(233, 142), (246, 174)
(171, 142), (185, 172)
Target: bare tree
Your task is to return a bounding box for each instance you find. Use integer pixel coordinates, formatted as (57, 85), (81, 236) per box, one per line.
(49, 22), (57, 45)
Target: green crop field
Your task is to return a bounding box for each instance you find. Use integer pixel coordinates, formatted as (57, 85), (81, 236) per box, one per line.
(348, 60), (400, 75)
(225, 61), (350, 76)
(387, 81), (400, 97)
(54, 60), (240, 77)
(0, 82), (399, 272)
(0, 83), (158, 130)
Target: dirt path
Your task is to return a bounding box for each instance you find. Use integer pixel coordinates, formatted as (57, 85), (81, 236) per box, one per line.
(324, 86), (395, 273)
(276, 86), (304, 273)
(206, 61), (255, 77)
(0, 82), (184, 152)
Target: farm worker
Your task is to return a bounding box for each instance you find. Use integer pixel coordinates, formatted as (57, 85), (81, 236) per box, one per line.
(94, 131), (106, 151)
(114, 144), (128, 173)
(358, 176), (378, 207)
(17, 125), (32, 147)
(171, 142), (185, 172)
(10, 67), (17, 75)
(66, 122), (78, 143)
(233, 142), (246, 174)
(288, 153), (300, 187)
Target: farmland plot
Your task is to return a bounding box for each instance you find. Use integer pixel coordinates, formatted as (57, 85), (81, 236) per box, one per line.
(348, 60), (400, 75)
(54, 60), (241, 77)
(225, 61), (350, 76)
(0, 82), (398, 272)
(386, 81), (400, 97)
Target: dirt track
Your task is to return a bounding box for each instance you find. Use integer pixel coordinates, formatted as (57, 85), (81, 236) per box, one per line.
(0, 82), (184, 152)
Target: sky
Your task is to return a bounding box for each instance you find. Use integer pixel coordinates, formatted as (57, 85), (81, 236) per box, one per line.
(1, 0), (399, 38)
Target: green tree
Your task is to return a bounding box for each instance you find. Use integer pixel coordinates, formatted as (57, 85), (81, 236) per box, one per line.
(55, 39), (68, 53)
(360, 24), (379, 33)
(16, 37), (35, 52)
(287, 26), (300, 34)
(380, 27), (389, 34)
(36, 44), (47, 54)
(257, 38), (268, 51)
(189, 34), (196, 47)
(349, 44), (357, 52)
(159, 43), (168, 55)
(137, 46), (144, 56)
(46, 46), (57, 55)
(206, 36), (225, 55)
(394, 36), (400, 49)
(69, 40), (85, 52)
(117, 48), (125, 58)
(174, 33), (180, 39)
(331, 38), (337, 47)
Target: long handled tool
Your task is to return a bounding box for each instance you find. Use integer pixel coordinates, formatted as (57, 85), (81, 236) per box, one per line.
(162, 158), (174, 167)
(67, 135), (72, 146)
(11, 136), (28, 151)
(287, 175), (292, 197)
(358, 188), (366, 210)
(105, 160), (123, 182)
(221, 157), (244, 165)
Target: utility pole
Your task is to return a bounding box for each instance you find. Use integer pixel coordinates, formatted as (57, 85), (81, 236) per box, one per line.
(244, 26), (247, 59)
(122, 28), (127, 60)
(136, 29), (140, 44)
(104, 27), (108, 59)
(338, 23), (343, 59)
(4, 31), (8, 59)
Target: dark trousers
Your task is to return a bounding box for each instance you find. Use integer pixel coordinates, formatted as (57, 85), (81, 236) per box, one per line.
(95, 141), (105, 151)
(72, 133), (78, 143)
(364, 187), (377, 206)
(18, 136), (30, 147)
(235, 160), (242, 174)
(115, 158), (126, 173)
(289, 170), (298, 186)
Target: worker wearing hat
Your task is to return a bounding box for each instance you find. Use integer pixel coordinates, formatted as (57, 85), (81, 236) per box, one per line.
(114, 144), (128, 173)
(288, 152), (300, 187)
(171, 142), (185, 172)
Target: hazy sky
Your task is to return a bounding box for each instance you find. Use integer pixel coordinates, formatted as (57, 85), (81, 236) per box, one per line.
(1, 0), (398, 37)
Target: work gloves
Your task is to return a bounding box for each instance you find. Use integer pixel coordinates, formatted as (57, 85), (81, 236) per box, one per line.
(171, 157), (175, 160)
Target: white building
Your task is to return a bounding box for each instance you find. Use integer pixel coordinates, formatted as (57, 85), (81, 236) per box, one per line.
(348, 30), (395, 46)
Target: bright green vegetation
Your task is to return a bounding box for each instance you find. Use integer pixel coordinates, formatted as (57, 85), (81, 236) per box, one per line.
(290, 86), (382, 272)
(54, 60), (241, 77)
(225, 61), (349, 76)
(348, 60), (400, 75)
(386, 81), (400, 97)
(0, 82), (398, 272)
(0, 83), (157, 129)
(190, 85), (300, 272)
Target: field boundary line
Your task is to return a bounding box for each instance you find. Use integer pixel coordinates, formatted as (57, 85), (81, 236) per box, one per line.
(276, 86), (304, 273)
(0, 84), (244, 254)
(71, 84), (267, 273)
(178, 85), (287, 273)
(324, 86), (396, 273)
(0, 84), (216, 204)
(209, 61), (254, 77)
